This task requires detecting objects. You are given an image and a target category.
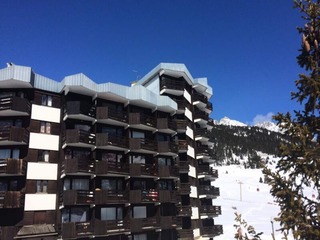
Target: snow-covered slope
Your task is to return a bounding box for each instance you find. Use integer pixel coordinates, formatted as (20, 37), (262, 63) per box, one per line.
(254, 121), (280, 132)
(219, 117), (247, 127)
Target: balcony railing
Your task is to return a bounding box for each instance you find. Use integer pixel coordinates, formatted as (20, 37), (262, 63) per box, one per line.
(193, 92), (208, 103)
(95, 161), (129, 175)
(175, 119), (187, 131)
(198, 186), (220, 197)
(61, 222), (93, 239)
(178, 183), (191, 195)
(177, 229), (194, 239)
(177, 205), (192, 216)
(159, 216), (177, 229)
(177, 161), (189, 173)
(194, 111), (209, 121)
(61, 190), (94, 206)
(196, 145), (210, 156)
(130, 217), (159, 232)
(129, 163), (157, 177)
(0, 158), (26, 175)
(174, 99), (187, 111)
(129, 112), (156, 129)
(96, 133), (129, 150)
(157, 118), (176, 133)
(201, 225), (223, 237)
(94, 219), (130, 235)
(64, 101), (95, 119)
(0, 126), (29, 144)
(129, 138), (157, 153)
(0, 96), (31, 115)
(61, 158), (94, 175)
(158, 190), (177, 203)
(158, 141), (178, 155)
(197, 165), (218, 179)
(194, 128), (209, 138)
(96, 106), (128, 125)
(199, 205), (221, 216)
(178, 140), (188, 152)
(158, 165), (179, 178)
(160, 77), (186, 92)
(129, 189), (159, 203)
(95, 189), (128, 205)
(0, 226), (19, 240)
(0, 191), (23, 208)
(64, 129), (95, 148)
(206, 102), (213, 111)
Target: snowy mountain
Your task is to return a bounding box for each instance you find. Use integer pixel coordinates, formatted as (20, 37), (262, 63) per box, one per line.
(218, 117), (247, 127)
(254, 121), (281, 132)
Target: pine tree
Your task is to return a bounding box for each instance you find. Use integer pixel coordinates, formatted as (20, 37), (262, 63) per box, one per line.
(263, 1), (320, 239)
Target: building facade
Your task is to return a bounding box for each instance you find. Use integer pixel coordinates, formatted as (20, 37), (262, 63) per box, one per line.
(0, 63), (222, 239)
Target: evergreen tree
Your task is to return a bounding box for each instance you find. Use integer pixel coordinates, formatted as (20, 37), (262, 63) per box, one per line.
(263, 1), (320, 238)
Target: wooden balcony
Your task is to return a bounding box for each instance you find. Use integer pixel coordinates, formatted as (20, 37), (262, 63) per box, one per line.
(197, 165), (218, 179)
(194, 128), (209, 141)
(178, 183), (191, 195)
(158, 141), (178, 156)
(158, 190), (177, 203)
(129, 138), (157, 154)
(0, 158), (26, 176)
(178, 140), (188, 152)
(159, 216), (177, 229)
(175, 99), (188, 112)
(201, 225), (223, 237)
(94, 219), (130, 236)
(61, 222), (93, 239)
(95, 189), (128, 205)
(0, 191), (23, 208)
(177, 229), (193, 239)
(198, 186), (220, 197)
(0, 126), (29, 145)
(96, 106), (128, 127)
(193, 92), (208, 104)
(129, 189), (159, 204)
(194, 110), (209, 123)
(160, 76), (186, 94)
(61, 158), (94, 176)
(0, 226), (18, 240)
(129, 163), (157, 177)
(158, 165), (179, 178)
(157, 118), (177, 135)
(175, 119), (187, 132)
(130, 217), (159, 232)
(96, 133), (128, 151)
(0, 96), (31, 116)
(177, 205), (192, 217)
(64, 100), (95, 122)
(199, 205), (221, 216)
(95, 161), (129, 176)
(61, 190), (94, 206)
(206, 102), (213, 111)
(63, 129), (95, 149)
(177, 161), (189, 173)
(129, 112), (156, 131)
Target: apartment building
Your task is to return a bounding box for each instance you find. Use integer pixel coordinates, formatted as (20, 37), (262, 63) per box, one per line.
(0, 63), (222, 240)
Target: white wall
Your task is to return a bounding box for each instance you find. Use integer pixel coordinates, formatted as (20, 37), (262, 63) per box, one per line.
(193, 228), (200, 238)
(144, 75), (160, 94)
(186, 126), (193, 139)
(185, 108), (193, 121)
(29, 133), (59, 151)
(187, 145), (195, 158)
(26, 162), (58, 180)
(24, 194), (56, 211)
(190, 185), (197, 198)
(31, 104), (61, 123)
(183, 89), (192, 104)
(191, 207), (199, 219)
(188, 165), (196, 178)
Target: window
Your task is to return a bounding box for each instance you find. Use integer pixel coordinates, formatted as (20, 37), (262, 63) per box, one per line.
(101, 179), (123, 192)
(158, 180), (174, 190)
(41, 95), (52, 107)
(101, 207), (123, 221)
(131, 131), (144, 139)
(36, 180), (48, 193)
(63, 178), (89, 190)
(65, 149), (90, 160)
(133, 234), (147, 240)
(130, 155), (145, 164)
(0, 149), (20, 159)
(40, 122), (51, 133)
(158, 157), (172, 166)
(62, 207), (89, 223)
(132, 206), (146, 219)
(38, 150), (49, 162)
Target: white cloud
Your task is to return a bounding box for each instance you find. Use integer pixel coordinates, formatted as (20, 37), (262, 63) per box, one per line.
(252, 112), (274, 125)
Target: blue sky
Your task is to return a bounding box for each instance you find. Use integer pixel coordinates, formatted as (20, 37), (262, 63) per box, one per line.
(0, 0), (305, 124)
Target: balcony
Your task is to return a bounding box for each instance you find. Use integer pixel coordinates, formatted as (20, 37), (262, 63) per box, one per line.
(0, 191), (23, 208)
(178, 140), (188, 152)
(196, 145), (210, 159)
(201, 225), (223, 237)
(206, 102), (213, 112)
(157, 118), (177, 135)
(177, 229), (193, 239)
(129, 138), (157, 154)
(129, 163), (157, 177)
(158, 190), (177, 203)
(95, 189), (129, 205)
(158, 141), (178, 156)
(130, 217), (159, 232)
(198, 186), (220, 198)
(0, 126), (29, 145)
(177, 161), (189, 173)
(0, 96), (30, 117)
(0, 158), (26, 176)
(129, 112), (156, 131)
(61, 158), (94, 176)
(159, 216), (177, 229)
(194, 110), (209, 124)
(129, 189), (159, 203)
(64, 101), (95, 122)
(199, 205), (221, 217)
(61, 222), (93, 239)
(178, 183), (191, 195)
(176, 205), (192, 217)
(0, 226), (18, 240)
(194, 128), (209, 142)
(96, 106), (128, 127)
(197, 165), (218, 179)
(63, 129), (95, 149)
(158, 165), (179, 178)
(193, 93), (208, 109)
(94, 219), (130, 236)
(96, 133), (129, 151)
(95, 161), (129, 176)
(175, 119), (187, 132)
(61, 190), (94, 206)
(160, 77), (185, 96)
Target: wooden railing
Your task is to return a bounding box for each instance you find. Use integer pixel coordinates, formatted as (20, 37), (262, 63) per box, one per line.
(178, 140), (188, 151)
(175, 119), (187, 130)
(177, 161), (189, 173)
(0, 96), (30, 114)
(0, 158), (26, 175)
(158, 165), (179, 178)
(96, 133), (128, 149)
(129, 189), (159, 203)
(198, 186), (220, 196)
(95, 161), (129, 175)
(158, 190), (177, 203)
(193, 92), (208, 103)
(199, 205), (221, 216)
(158, 141), (178, 154)
(0, 126), (29, 144)
(61, 190), (94, 206)
(177, 229), (194, 239)
(130, 217), (159, 232)
(201, 225), (223, 236)
(194, 128), (209, 137)
(61, 158), (94, 175)
(94, 219), (130, 235)
(129, 163), (157, 177)
(61, 222), (93, 239)
(0, 191), (23, 208)
(129, 112), (156, 128)
(129, 138), (157, 152)
(160, 77), (186, 91)
(194, 110), (209, 121)
(95, 189), (128, 204)
(157, 118), (176, 131)
(197, 165), (218, 178)
(65, 101), (95, 118)
(178, 183), (191, 195)
(64, 129), (95, 146)
(96, 106), (128, 123)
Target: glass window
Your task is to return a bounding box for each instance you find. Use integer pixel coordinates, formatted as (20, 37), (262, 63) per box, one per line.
(130, 155), (145, 164)
(47, 96), (52, 107)
(0, 182), (8, 191)
(40, 122), (46, 133)
(73, 179), (89, 190)
(43, 151), (49, 162)
(101, 207), (116, 220)
(133, 206), (146, 219)
(0, 149), (10, 159)
(46, 122), (51, 133)
(131, 131), (144, 139)
(63, 179), (70, 190)
(134, 234), (147, 240)
(37, 180), (48, 193)
(62, 207), (89, 223)
(9, 180), (17, 191)
(42, 95), (53, 107)
(12, 149), (20, 159)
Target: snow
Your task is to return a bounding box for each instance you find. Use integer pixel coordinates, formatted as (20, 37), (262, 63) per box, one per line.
(212, 163), (297, 240)
(254, 121), (281, 133)
(219, 117), (247, 127)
